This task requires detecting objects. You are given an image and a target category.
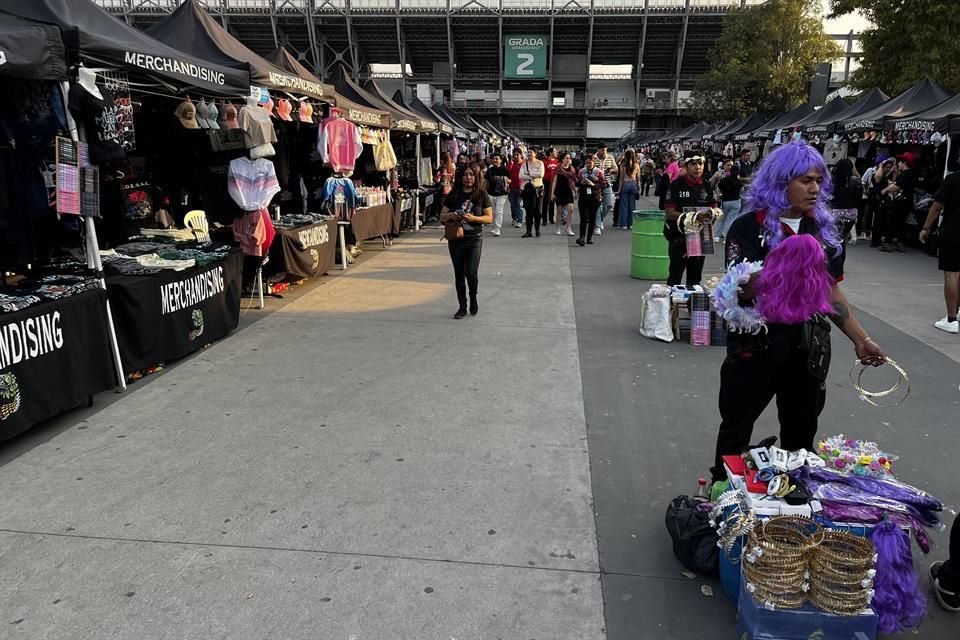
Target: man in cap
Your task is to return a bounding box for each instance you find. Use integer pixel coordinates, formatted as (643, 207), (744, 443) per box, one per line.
(880, 151), (917, 252)
(920, 158), (960, 334)
(663, 151), (716, 287)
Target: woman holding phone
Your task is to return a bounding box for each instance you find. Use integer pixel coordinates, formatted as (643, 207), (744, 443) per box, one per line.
(519, 148), (545, 237)
(440, 168), (494, 319)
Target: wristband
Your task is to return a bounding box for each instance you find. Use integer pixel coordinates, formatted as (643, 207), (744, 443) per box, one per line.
(922, 227), (932, 232)
(855, 336), (872, 347)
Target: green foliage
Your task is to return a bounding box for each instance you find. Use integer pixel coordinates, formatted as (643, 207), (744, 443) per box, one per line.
(829, 0), (960, 94)
(685, 0), (842, 122)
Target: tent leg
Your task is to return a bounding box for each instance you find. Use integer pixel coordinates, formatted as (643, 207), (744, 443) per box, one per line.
(945, 135), (953, 180)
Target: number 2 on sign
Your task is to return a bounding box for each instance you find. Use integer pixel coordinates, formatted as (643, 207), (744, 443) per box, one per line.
(516, 53), (535, 76)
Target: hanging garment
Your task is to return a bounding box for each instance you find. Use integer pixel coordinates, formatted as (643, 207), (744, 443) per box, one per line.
(374, 135), (398, 171)
(232, 209), (266, 257)
(227, 157), (281, 211)
(317, 116), (362, 173)
(68, 83), (125, 165)
(237, 105), (277, 148)
(320, 176), (361, 221)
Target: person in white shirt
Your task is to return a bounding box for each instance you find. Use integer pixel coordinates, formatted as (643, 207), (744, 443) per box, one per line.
(519, 148), (545, 237)
(595, 142), (618, 235)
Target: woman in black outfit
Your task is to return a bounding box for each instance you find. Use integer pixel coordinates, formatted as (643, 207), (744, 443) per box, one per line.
(830, 158), (862, 262)
(576, 154), (606, 246)
(440, 168), (494, 319)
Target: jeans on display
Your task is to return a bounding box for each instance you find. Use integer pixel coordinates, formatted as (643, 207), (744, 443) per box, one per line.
(617, 181), (638, 227)
(641, 174), (654, 197)
(579, 194), (600, 241)
(667, 240), (706, 287)
(940, 515), (960, 591)
(709, 347), (827, 483)
(523, 185), (543, 234)
(542, 180), (555, 225)
(448, 235), (482, 307)
(716, 200), (742, 238)
(509, 191), (524, 224)
(597, 186), (614, 230)
(491, 194), (508, 231)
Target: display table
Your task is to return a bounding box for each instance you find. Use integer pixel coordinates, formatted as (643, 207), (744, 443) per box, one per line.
(106, 250), (243, 373)
(350, 203), (395, 243)
(0, 288), (117, 440)
(271, 219), (337, 279)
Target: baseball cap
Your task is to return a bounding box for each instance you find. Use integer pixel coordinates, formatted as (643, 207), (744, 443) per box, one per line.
(222, 103), (239, 129)
(896, 152), (918, 169)
(299, 101), (314, 124)
(277, 99), (293, 121)
(196, 101), (210, 129)
(262, 97), (275, 116)
(205, 102), (221, 130)
(174, 99), (199, 129)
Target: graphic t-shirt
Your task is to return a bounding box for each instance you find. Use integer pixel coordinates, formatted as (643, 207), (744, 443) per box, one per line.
(544, 157), (560, 182)
(443, 189), (492, 238)
(68, 85), (125, 164)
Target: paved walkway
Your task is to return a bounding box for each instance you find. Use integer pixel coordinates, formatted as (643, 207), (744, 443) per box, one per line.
(1, 195), (957, 639)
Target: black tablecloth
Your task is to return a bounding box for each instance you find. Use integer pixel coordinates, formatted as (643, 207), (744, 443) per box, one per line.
(106, 250), (243, 372)
(271, 219), (337, 278)
(0, 288), (117, 440)
(350, 203), (395, 241)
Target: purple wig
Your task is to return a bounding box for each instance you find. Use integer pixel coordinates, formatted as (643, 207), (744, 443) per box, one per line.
(744, 141), (842, 251)
(755, 234), (835, 324)
(871, 519), (926, 633)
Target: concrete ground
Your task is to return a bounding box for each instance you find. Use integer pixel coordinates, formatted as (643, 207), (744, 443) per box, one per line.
(0, 194), (957, 639)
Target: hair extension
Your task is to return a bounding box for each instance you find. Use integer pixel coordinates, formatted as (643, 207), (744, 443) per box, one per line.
(871, 519), (927, 633)
(754, 234), (835, 324)
(744, 141), (842, 252)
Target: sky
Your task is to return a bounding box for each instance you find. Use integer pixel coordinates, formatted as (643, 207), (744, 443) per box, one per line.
(821, 0), (871, 35)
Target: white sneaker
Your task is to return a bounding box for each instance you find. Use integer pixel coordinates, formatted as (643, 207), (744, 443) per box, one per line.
(594, 228), (602, 236)
(934, 317), (959, 333)
(555, 228), (563, 235)
(567, 228), (576, 236)
(490, 229), (501, 236)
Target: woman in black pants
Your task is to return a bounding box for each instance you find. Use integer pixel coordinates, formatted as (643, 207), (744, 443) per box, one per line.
(519, 148), (545, 238)
(440, 168), (494, 319)
(576, 154), (606, 246)
(931, 514), (960, 611)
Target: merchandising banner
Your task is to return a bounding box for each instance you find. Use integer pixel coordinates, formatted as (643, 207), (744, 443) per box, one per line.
(0, 289), (117, 441)
(106, 250), (243, 373)
(272, 219), (337, 279)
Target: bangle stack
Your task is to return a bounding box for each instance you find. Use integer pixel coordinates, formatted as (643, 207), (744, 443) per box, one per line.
(808, 531), (877, 615)
(742, 517), (824, 610)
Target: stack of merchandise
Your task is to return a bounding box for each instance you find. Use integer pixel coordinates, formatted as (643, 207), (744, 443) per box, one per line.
(690, 290), (711, 346)
(742, 516), (825, 610)
(710, 311), (728, 346)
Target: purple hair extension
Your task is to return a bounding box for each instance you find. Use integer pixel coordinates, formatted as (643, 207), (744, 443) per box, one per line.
(744, 141), (842, 252)
(818, 503), (932, 553)
(871, 519), (926, 633)
(754, 234), (835, 324)
(805, 468), (943, 514)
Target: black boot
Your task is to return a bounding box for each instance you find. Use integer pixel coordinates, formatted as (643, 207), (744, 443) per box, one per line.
(454, 306), (467, 319)
(469, 294), (478, 316)
(576, 237), (585, 246)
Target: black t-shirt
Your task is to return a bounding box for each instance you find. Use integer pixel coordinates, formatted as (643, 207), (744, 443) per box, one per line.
(830, 176), (862, 209)
(724, 210), (844, 358)
(443, 189), (492, 237)
(485, 165), (510, 196)
(894, 168), (915, 213)
(664, 175), (714, 238)
(717, 175), (743, 203)
(68, 84), (125, 165)
(935, 172), (960, 243)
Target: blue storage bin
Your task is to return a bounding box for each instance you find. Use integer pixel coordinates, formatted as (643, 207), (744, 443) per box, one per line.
(737, 575), (878, 640)
(719, 540), (743, 603)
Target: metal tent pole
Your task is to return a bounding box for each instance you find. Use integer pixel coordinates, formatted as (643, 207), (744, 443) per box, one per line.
(60, 80), (128, 392)
(415, 132), (422, 230)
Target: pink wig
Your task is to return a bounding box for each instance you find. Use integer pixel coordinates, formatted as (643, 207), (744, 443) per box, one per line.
(755, 234), (834, 325)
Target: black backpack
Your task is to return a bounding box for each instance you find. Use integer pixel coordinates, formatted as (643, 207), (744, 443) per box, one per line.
(664, 495), (719, 575)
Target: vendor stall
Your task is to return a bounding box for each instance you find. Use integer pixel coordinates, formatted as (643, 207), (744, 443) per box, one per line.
(269, 214), (338, 279)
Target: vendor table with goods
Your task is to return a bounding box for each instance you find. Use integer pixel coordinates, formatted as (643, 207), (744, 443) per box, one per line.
(350, 203), (395, 244)
(101, 241), (243, 373)
(708, 435), (942, 639)
(270, 213), (338, 279)
(0, 281), (118, 440)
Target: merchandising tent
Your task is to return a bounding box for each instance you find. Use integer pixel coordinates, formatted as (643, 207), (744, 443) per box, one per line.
(485, 121), (513, 140)
(0, 14), (69, 80)
(433, 103), (480, 138)
(145, 0), (327, 100)
(838, 78), (954, 132)
(747, 104), (815, 139)
(264, 47), (336, 103)
(0, 0), (248, 95)
(662, 123), (698, 142)
(888, 93), (960, 135)
(362, 78), (433, 132)
(707, 116), (750, 140)
(404, 95), (456, 136)
(466, 115), (500, 140)
(678, 122), (712, 141)
(806, 88), (889, 134)
(722, 113), (771, 140)
(787, 97), (852, 132)
(327, 65), (392, 129)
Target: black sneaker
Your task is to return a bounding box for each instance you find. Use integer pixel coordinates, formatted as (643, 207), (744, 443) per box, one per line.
(930, 561), (960, 612)
(454, 307), (467, 320)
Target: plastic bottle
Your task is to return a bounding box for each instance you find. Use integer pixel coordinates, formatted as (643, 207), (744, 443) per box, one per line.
(695, 477), (709, 501)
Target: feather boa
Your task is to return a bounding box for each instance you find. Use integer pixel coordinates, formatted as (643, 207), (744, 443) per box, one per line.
(709, 261), (766, 334)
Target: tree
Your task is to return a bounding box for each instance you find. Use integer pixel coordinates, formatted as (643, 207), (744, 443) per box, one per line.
(829, 0), (960, 95)
(685, 0), (842, 122)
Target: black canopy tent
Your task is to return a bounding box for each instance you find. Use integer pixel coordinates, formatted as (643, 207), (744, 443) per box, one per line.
(363, 80), (435, 133)
(0, 0), (248, 96)
(403, 94), (455, 136)
(0, 14), (69, 80)
(722, 113), (772, 140)
(327, 66), (392, 129)
(787, 97), (852, 132)
(327, 67), (408, 131)
(807, 88), (889, 134)
(839, 78), (954, 133)
(264, 47), (336, 104)
(433, 103), (479, 139)
(748, 104), (815, 139)
(706, 116), (749, 140)
(888, 93), (960, 135)
(144, 0), (329, 101)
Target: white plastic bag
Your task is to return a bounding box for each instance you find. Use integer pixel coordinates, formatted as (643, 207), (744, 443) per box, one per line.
(639, 285), (674, 342)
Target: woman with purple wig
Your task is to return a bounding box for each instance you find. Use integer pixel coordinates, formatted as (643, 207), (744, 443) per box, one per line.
(708, 141), (887, 485)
